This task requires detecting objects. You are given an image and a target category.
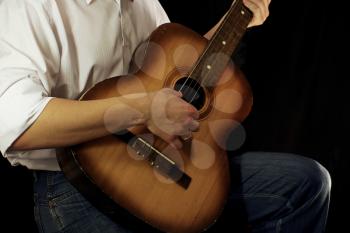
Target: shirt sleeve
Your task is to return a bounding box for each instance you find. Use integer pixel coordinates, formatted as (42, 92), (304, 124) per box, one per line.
(0, 1), (60, 156)
(154, 0), (170, 26)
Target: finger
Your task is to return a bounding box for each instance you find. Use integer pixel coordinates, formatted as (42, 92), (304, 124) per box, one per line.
(170, 137), (183, 149)
(261, 0), (271, 7)
(243, 0), (269, 27)
(164, 134), (181, 148)
(149, 124), (175, 142)
(183, 117), (199, 132)
(191, 108), (200, 120)
(151, 125), (182, 148)
(246, 0), (269, 17)
(185, 105), (199, 119)
(181, 132), (192, 141)
(168, 88), (182, 97)
(188, 120), (200, 132)
(243, 0), (260, 27)
(174, 90), (182, 98)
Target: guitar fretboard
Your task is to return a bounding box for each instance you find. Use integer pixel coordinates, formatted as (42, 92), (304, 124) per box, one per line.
(189, 0), (253, 87)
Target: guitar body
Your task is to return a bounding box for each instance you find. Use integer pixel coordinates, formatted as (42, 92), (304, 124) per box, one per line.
(59, 23), (252, 233)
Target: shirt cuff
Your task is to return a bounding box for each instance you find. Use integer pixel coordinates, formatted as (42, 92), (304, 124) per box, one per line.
(0, 97), (54, 156)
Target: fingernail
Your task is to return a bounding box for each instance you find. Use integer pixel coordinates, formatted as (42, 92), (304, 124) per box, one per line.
(172, 141), (182, 149)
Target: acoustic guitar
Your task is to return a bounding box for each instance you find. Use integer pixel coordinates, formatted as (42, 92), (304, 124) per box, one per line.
(57, 1), (253, 232)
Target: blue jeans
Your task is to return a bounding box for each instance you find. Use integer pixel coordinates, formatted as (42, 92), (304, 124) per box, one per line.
(33, 152), (331, 233)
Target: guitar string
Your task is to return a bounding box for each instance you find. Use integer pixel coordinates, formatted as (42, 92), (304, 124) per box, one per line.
(178, 0), (238, 96)
(189, 8), (248, 104)
(186, 2), (250, 104)
(179, 0), (238, 94)
(117, 2), (249, 178)
(194, 8), (252, 103)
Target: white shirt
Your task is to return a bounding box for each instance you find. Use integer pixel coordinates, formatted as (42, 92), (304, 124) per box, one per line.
(0, 0), (169, 170)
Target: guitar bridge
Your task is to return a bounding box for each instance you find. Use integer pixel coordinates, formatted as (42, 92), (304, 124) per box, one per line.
(115, 131), (192, 190)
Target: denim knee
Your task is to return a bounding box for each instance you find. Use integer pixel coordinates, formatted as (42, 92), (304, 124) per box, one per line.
(290, 155), (331, 206)
(233, 152), (332, 206)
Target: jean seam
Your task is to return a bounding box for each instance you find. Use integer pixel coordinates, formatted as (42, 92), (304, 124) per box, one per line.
(258, 180), (327, 233)
(47, 200), (64, 230)
(49, 189), (76, 204)
(46, 172), (65, 230)
(230, 192), (294, 209)
(277, 180), (327, 232)
(33, 193), (45, 233)
(276, 219), (282, 233)
(47, 172), (53, 196)
(230, 193), (294, 233)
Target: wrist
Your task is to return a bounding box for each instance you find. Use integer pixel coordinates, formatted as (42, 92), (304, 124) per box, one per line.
(118, 93), (151, 126)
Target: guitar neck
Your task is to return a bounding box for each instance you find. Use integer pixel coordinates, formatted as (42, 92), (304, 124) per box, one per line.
(189, 0), (253, 86)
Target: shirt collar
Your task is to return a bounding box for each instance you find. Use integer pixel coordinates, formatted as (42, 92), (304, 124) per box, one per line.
(85, 0), (124, 5)
(85, 0), (123, 5)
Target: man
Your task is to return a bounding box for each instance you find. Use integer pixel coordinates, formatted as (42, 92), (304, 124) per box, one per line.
(0, 0), (330, 232)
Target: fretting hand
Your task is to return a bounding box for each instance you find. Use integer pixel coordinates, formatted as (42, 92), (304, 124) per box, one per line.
(204, 0), (271, 39)
(243, 0), (271, 27)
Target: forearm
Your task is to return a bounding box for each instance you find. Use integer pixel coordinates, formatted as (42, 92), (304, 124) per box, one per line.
(204, 13), (226, 40)
(10, 96), (148, 151)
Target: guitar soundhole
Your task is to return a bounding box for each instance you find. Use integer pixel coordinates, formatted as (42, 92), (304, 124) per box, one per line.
(174, 77), (206, 110)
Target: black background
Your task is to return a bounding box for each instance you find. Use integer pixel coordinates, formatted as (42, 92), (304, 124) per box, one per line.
(0, 0), (348, 232)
